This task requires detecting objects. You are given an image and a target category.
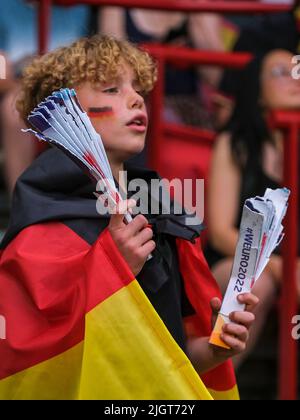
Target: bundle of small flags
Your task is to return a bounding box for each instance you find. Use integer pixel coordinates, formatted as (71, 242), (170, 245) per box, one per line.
(22, 88), (131, 223)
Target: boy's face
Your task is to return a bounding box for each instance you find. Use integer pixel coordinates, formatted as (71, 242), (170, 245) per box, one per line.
(75, 63), (148, 164)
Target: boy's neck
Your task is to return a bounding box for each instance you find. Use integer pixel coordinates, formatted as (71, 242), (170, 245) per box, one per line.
(111, 161), (127, 194)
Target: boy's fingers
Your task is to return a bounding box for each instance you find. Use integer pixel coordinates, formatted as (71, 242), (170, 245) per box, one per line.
(109, 211), (126, 229)
(238, 293), (259, 312)
(210, 297), (222, 329)
(210, 297), (222, 314)
(140, 240), (156, 258)
(220, 334), (246, 352)
(223, 323), (249, 343)
(109, 199), (136, 229)
(125, 214), (149, 236)
(229, 311), (255, 328)
(135, 227), (154, 247)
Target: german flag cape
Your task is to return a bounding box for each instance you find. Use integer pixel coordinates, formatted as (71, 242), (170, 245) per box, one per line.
(0, 149), (238, 400)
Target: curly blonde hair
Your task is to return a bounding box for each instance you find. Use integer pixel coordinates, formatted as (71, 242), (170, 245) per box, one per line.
(17, 35), (158, 124)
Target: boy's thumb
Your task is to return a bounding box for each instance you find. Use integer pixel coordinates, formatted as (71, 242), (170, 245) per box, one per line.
(210, 297), (222, 329)
(210, 297), (222, 315)
(109, 199), (136, 228)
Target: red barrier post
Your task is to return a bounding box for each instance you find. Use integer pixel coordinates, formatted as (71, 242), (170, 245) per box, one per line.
(148, 57), (165, 170)
(269, 111), (299, 400)
(51, 0), (291, 14)
(281, 123), (299, 400)
(37, 0), (52, 55)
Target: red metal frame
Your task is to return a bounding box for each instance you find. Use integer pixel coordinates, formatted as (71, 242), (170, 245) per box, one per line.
(145, 45), (252, 168)
(41, 0), (292, 14)
(30, 0), (299, 400)
(269, 111), (299, 400)
(36, 0), (52, 55)
(148, 57), (165, 170)
(163, 123), (215, 145)
(30, 0), (293, 55)
(142, 44), (253, 69)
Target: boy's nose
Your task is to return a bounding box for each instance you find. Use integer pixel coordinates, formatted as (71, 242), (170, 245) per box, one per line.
(128, 91), (144, 110)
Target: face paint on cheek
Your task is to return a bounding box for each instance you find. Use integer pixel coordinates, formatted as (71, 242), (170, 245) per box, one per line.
(88, 107), (115, 120)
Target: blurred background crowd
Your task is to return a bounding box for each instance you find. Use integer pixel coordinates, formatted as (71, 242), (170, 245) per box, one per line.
(0, 0), (299, 400)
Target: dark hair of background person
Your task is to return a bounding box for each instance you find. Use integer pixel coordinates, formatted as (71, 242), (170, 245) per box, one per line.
(222, 56), (273, 199)
(220, 4), (299, 100)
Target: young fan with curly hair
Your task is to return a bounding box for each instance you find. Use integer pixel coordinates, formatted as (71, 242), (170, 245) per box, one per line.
(0, 35), (257, 400)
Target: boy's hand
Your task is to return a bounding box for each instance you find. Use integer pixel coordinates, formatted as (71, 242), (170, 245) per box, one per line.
(109, 199), (156, 277)
(210, 293), (259, 357)
(187, 293), (259, 374)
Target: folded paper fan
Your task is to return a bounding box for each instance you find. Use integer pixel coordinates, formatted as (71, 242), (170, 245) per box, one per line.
(210, 187), (290, 349)
(22, 88), (131, 223)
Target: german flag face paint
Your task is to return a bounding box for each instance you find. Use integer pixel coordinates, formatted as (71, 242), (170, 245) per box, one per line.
(88, 107), (114, 120)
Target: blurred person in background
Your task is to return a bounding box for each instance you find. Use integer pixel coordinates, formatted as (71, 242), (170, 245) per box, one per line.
(217, 0), (300, 128)
(0, 51), (12, 91)
(0, 0), (90, 195)
(206, 50), (300, 368)
(0, 51), (13, 238)
(93, 4), (238, 130)
(0, 56), (36, 195)
(92, 3), (237, 169)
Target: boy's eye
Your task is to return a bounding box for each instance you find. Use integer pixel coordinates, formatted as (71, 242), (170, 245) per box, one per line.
(103, 87), (119, 94)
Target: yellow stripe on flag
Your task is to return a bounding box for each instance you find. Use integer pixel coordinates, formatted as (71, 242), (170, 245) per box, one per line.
(79, 280), (212, 400)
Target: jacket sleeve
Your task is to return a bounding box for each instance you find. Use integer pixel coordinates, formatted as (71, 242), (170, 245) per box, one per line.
(176, 236), (238, 397)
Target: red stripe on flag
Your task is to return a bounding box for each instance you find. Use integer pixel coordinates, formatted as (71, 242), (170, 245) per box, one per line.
(84, 227), (135, 312)
(0, 222), (134, 380)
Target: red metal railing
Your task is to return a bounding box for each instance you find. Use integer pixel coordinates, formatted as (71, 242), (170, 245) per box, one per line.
(269, 111), (300, 400)
(31, 0), (293, 54)
(41, 0), (292, 13)
(143, 44), (252, 168)
(30, 0), (298, 400)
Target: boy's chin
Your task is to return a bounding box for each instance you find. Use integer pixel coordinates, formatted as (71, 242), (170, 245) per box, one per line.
(113, 150), (144, 165)
(123, 144), (145, 159)
(109, 140), (146, 163)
